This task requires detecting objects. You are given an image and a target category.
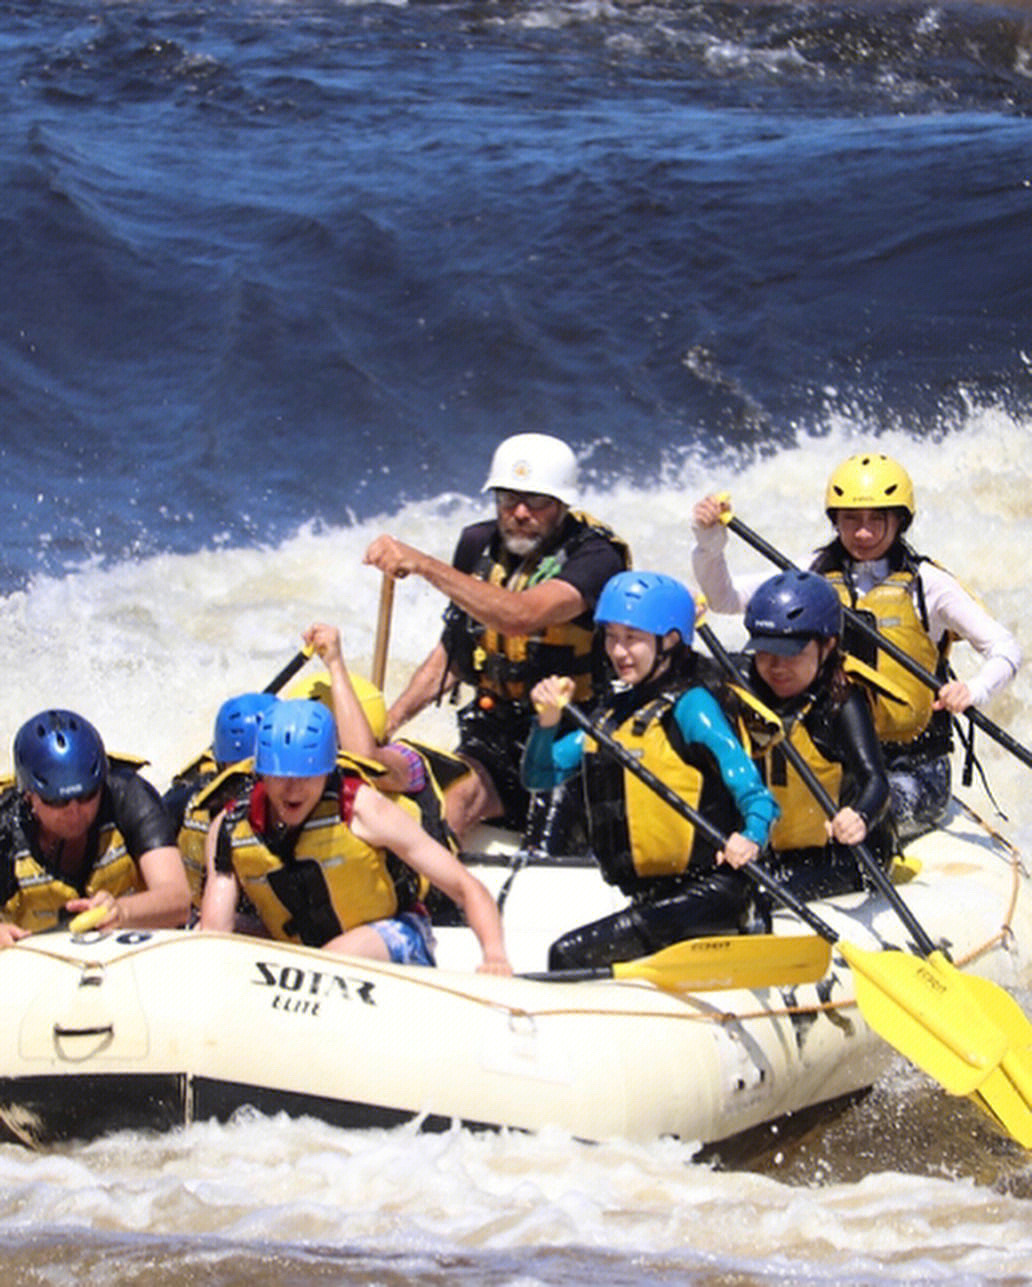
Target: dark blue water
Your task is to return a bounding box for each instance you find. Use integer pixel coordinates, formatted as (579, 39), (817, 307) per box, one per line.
(2, 0), (1031, 590)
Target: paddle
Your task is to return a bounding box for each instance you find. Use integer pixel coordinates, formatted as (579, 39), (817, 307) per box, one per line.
(523, 931), (831, 992)
(719, 508), (1032, 772)
(164, 642), (318, 792)
(561, 702), (1008, 1097)
(262, 642), (316, 696)
(696, 620), (942, 956)
(696, 620), (1032, 1144)
(960, 975), (1032, 1145)
(372, 573), (395, 692)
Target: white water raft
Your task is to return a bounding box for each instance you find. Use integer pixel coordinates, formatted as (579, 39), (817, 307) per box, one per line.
(1, 800), (1029, 1148)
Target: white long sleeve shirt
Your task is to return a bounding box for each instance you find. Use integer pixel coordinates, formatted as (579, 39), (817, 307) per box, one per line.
(691, 523), (1021, 707)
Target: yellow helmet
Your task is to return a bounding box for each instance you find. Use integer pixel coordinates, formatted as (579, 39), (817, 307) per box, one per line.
(824, 452), (915, 526)
(286, 672), (388, 743)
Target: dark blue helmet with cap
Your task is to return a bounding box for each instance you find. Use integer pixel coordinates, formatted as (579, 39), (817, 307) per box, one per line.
(744, 571), (843, 656)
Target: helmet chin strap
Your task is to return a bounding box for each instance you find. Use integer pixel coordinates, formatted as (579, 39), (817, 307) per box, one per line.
(640, 637), (675, 687)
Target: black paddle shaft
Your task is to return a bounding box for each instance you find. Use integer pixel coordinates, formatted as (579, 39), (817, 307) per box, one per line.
(724, 514), (1032, 772)
(262, 649), (311, 695)
(696, 621), (942, 959)
(561, 702), (842, 945)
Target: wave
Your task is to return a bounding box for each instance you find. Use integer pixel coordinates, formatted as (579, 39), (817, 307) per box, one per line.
(472, 0), (1032, 105)
(1, 1109), (1032, 1280)
(0, 413), (1028, 831)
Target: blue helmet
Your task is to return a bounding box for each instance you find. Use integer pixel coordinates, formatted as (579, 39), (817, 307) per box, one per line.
(254, 700), (337, 778)
(14, 709), (108, 804)
(744, 571), (843, 656)
(213, 692), (277, 765)
(594, 571), (696, 644)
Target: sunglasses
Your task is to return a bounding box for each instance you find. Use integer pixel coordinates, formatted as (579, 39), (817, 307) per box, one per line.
(494, 489), (556, 512)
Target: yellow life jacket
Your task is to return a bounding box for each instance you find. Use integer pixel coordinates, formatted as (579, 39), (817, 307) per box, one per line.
(177, 761), (254, 905)
(216, 772), (399, 946)
(329, 749), (441, 904)
(2, 757), (150, 931)
(168, 747), (218, 790)
(823, 566), (943, 744)
(6, 847), (141, 930)
(582, 690), (733, 894)
(6, 840), (141, 929)
(756, 703), (843, 853)
(192, 751), (436, 914)
(473, 510), (631, 703)
(730, 663), (898, 854)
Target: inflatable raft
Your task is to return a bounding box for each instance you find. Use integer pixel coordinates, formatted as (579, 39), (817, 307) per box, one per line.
(0, 800), (1029, 1148)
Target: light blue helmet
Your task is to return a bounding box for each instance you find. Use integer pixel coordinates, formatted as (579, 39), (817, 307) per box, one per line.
(594, 571), (696, 644)
(213, 692), (277, 765)
(254, 700), (337, 778)
(13, 709), (108, 803)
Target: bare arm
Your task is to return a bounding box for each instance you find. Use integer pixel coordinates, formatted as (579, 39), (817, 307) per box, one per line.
(349, 784), (511, 975)
(384, 640), (459, 737)
(305, 622), (382, 757)
(198, 812), (242, 933)
(304, 622), (415, 791)
(65, 846), (191, 929)
(0, 921), (30, 947)
(123, 846), (191, 927)
(364, 535), (586, 636)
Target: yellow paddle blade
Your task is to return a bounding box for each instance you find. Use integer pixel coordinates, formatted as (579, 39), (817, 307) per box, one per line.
(951, 972), (1032, 1148)
(840, 942), (1008, 1094)
(968, 1060), (1032, 1150)
(888, 852), (922, 884)
(957, 973), (1032, 1096)
(612, 934), (831, 993)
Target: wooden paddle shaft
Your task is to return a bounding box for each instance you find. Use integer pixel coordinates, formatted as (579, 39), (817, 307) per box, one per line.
(372, 575), (395, 691)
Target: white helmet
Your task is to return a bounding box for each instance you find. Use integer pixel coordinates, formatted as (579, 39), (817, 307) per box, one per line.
(481, 433), (578, 506)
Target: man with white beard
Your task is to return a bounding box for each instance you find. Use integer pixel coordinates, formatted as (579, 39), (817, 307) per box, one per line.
(364, 433), (630, 843)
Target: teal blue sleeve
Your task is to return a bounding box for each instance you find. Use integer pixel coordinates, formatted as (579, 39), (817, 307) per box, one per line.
(673, 688), (779, 845)
(522, 724), (586, 791)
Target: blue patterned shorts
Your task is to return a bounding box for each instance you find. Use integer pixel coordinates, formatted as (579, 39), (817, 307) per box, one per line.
(371, 909), (437, 966)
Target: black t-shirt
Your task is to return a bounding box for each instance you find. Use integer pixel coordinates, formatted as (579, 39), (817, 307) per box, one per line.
(105, 767), (180, 855)
(0, 765), (177, 902)
(449, 512), (627, 634)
